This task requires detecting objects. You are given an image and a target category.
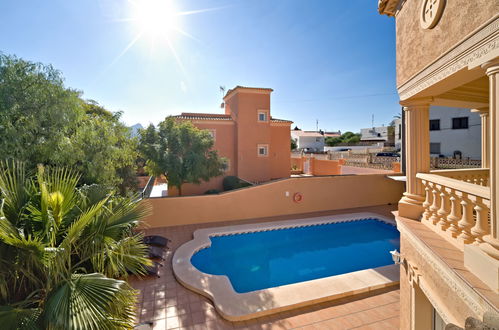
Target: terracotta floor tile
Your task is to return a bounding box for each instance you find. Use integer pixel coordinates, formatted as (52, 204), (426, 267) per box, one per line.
(166, 316), (180, 330)
(153, 318), (167, 330)
(131, 212), (402, 330)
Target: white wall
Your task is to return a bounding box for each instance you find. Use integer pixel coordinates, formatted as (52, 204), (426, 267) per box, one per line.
(291, 133), (324, 152)
(429, 106), (481, 159)
(360, 126), (389, 141)
(394, 118), (402, 151)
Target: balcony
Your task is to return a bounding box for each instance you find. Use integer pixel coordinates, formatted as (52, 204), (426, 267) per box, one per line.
(416, 168), (490, 250)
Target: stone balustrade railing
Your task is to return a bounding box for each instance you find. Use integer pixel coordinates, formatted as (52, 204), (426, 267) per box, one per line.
(430, 168), (490, 186)
(416, 172), (491, 250)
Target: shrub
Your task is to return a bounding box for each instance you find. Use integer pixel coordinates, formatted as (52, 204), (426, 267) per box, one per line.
(222, 176), (252, 191)
(204, 189), (220, 194)
(223, 176), (240, 191)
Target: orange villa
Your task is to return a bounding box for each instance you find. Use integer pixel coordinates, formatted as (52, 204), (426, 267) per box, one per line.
(169, 86), (293, 196)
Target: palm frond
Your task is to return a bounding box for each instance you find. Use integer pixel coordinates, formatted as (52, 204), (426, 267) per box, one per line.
(44, 273), (137, 329)
(0, 160), (31, 226)
(0, 305), (41, 330)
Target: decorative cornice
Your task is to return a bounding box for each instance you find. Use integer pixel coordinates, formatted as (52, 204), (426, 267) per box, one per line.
(400, 97), (434, 107)
(398, 15), (499, 101)
(396, 217), (498, 318)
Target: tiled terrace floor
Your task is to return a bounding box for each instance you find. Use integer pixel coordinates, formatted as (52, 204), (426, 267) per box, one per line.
(130, 205), (400, 330)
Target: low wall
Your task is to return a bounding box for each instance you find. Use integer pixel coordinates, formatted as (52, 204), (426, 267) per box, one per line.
(311, 158), (341, 176)
(142, 174), (404, 228)
(290, 157), (303, 170)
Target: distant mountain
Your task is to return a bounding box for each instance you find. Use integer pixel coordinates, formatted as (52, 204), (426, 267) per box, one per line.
(129, 123), (143, 138)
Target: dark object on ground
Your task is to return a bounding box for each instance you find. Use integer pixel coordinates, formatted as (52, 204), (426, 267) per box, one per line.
(143, 235), (170, 248)
(145, 262), (161, 277)
(148, 245), (165, 260)
(376, 152), (400, 157)
(337, 148), (352, 152)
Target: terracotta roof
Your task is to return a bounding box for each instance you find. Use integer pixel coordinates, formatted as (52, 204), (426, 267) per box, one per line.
(173, 113), (233, 121)
(224, 86), (273, 100)
(270, 117), (293, 124)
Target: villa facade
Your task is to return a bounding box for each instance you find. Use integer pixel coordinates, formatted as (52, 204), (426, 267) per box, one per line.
(379, 0), (499, 328)
(171, 86), (292, 195)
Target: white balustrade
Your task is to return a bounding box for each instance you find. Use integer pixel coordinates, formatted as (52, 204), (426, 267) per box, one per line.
(417, 171), (490, 250)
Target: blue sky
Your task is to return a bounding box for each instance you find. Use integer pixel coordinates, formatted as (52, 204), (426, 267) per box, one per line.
(0, 0), (400, 133)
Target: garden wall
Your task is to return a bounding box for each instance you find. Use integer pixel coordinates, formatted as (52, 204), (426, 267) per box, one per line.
(142, 174), (404, 227)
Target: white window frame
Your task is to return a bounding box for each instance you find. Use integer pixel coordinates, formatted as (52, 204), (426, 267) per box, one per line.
(257, 110), (269, 122)
(257, 144), (269, 157)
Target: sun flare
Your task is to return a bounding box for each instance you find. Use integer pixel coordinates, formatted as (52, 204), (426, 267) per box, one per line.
(132, 0), (180, 39)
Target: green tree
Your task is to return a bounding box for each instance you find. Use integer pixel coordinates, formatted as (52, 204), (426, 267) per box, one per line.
(72, 101), (138, 191)
(0, 161), (150, 329)
(325, 131), (361, 146)
(0, 54), (83, 166)
(0, 54), (138, 193)
(291, 138), (297, 150)
(139, 117), (226, 195)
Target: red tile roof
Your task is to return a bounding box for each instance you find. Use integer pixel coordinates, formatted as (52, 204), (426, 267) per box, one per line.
(224, 86), (273, 100)
(173, 113), (233, 121)
(270, 117), (293, 124)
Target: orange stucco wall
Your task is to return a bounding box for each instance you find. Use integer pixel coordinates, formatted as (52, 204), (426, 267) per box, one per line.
(310, 158), (341, 176)
(142, 174), (404, 227)
(174, 88), (292, 195)
(226, 91), (272, 183)
(291, 157), (303, 171)
(270, 125), (291, 179)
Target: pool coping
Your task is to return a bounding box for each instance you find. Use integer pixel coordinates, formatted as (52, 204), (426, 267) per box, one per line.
(172, 212), (400, 321)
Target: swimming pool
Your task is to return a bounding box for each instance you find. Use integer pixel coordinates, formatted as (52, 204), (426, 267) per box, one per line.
(191, 218), (399, 293)
(173, 213), (400, 321)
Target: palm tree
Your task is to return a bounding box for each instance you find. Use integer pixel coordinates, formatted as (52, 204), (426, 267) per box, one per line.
(0, 161), (151, 329)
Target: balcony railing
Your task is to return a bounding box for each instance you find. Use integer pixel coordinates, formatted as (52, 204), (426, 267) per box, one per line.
(416, 169), (490, 250)
(430, 168), (489, 186)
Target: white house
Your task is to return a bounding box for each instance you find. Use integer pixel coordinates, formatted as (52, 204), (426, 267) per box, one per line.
(394, 106), (481, 159)
(360, 126), (389, 142)
(429, 106), (481, 159)
(291, 130), (324, 152)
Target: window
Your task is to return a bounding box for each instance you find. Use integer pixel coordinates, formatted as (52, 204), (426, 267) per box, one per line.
(257, 144), (268, 157)
(257, 110), (268, 122)
(315, 137), (321, 142)
(429, 119), (440, 131)
(430, 142), (441, 154)
(452, 117), (468, 129)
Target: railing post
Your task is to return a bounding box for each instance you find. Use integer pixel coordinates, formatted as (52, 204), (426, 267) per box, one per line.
(429, 184), (441, 225)
(421, 180), (432, 222)
(457, 193), (475, 245)
(436, 186), (451, 231)
(470, 196), (489, 244)
(447, 188), (462, 238)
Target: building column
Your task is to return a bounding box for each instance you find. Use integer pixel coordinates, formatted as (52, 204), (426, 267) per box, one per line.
(465, 59), (499, 293)
(482, 60), (499, 257)
(398, 99), (431, 219)
(471, 107), (490, 168)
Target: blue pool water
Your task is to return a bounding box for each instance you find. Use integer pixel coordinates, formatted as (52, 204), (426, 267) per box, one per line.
(191, 219), (400, 293)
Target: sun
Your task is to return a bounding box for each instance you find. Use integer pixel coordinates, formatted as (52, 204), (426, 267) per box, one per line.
(102, 0), (226, 76)
(131, 0), (180, 40)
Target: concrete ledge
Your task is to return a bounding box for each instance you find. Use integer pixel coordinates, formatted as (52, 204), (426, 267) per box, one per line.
(172, 212), (400, 321)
